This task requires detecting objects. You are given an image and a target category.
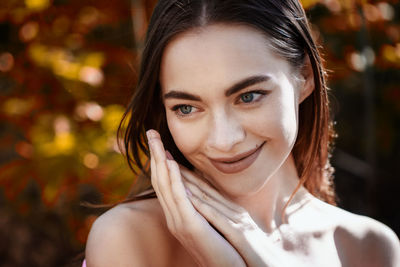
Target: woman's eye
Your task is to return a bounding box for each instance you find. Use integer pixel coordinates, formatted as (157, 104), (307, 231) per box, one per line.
(171, 104), (197, 117)
(240, 92), (254, 103)
(238, 91), (266, 104)
(179, 105), (193, 114)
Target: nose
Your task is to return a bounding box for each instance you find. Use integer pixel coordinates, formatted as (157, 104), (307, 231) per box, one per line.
(207, 109), (246, 152)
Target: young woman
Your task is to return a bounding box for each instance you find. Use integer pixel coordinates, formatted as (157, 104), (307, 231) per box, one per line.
(84, 0), (400, 266)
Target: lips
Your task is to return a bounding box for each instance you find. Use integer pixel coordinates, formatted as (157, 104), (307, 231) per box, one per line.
(208, 142), (265, 174)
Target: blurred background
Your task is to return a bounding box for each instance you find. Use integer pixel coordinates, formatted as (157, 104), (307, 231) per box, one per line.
(0, 0), (399, 266)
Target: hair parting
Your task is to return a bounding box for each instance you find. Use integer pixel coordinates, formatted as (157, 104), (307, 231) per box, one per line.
(117, 0), (337, 208)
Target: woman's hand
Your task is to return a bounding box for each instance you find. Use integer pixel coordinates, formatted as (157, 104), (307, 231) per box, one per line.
(181, 168), (291, 267)
(146, 129), (246, 267)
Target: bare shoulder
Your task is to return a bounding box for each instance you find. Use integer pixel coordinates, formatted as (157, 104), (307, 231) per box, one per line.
(335, 212), (400, 267)
(85, 198), (174, 267)
(311, 198), (400, 267)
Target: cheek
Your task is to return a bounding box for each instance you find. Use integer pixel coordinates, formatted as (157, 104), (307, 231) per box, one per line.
(278, 103), (298, 143)
(166, 114), (204, 156)
(277, 95), (299, 148)
(252, 94), (298, 145)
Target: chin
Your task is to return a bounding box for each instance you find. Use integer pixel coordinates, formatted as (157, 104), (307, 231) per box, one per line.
(197, 164), (274, 199)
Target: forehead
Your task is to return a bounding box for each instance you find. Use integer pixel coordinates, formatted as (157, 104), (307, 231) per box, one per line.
(159, 24), (292, 94)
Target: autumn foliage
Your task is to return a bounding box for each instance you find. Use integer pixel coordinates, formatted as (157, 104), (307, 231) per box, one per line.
(0, 0), (399, 265)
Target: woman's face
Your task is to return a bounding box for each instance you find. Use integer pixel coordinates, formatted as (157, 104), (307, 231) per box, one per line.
(160, 24), (309, 197)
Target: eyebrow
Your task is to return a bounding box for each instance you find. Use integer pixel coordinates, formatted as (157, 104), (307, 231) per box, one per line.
(163, 74), (270, 101)
(225, 75), (270, 97)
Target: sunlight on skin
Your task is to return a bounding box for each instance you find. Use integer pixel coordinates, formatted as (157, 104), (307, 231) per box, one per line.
(160, 24), (312, 233)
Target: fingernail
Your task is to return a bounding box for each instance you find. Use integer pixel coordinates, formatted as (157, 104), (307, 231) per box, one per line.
(146, 129), (156, 140)
(165, 150), (173, 160)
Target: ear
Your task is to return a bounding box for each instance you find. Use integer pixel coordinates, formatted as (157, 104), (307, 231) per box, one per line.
(299, 54), (315, 104)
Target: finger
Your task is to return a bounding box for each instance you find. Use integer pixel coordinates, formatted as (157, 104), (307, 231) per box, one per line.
(149, 134), (176, 214)
(189, 192), (241, 242)
(148, 130), (195, 228)
(149, 138), (175, 229)
(180, 167), (244, 213)
(190, 193), (279, 267)
(166, 159), (200, 218)
(149, 143), (159, 193)
(147, 131), (171, 202)
(184, 180), (238, 221)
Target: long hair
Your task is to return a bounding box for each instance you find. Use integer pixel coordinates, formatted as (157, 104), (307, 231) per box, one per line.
(118, 0), (336, 205)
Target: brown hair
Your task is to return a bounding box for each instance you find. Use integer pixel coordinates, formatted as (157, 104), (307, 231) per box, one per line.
(118, 0), (336, 205)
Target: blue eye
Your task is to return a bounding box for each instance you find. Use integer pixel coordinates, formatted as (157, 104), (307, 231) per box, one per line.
(240, 92), (255, 103)
(179, 105), (193, 114)
(237, 90), (268, 105)
(171, 104), (198, 118)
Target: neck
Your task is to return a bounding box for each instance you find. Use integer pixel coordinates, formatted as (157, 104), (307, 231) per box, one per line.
(230, 154), (310, 233)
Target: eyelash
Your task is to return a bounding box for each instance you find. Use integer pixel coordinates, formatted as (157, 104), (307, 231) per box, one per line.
(171, 104), (197, 118)
(235, 90), (267, 104)
(171, 90), (268, 118)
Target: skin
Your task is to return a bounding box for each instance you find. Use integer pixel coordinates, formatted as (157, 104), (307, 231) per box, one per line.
(85, 24), (400, 267)
(160, 24), (310, 232)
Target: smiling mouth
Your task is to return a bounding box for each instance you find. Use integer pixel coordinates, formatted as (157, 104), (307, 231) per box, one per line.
(208, 142), (266, 174)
